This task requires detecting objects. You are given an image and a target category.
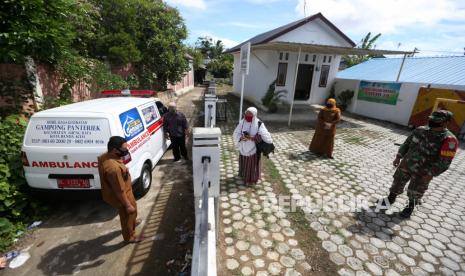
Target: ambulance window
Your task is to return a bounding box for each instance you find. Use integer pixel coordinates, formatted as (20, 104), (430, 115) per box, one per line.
(156, 101), (168, 116)
(141, 103), (159, 126)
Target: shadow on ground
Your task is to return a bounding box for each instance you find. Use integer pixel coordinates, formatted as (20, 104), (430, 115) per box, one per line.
(37, 230), (124, 274)
(38, 199), (118, 229)
(123, 161), (195, 276)
(346, 207), (405, 243)
(122, 86), (204, 275)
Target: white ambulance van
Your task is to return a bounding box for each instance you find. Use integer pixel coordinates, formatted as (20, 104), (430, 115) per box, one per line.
(21, 90), (170, 197)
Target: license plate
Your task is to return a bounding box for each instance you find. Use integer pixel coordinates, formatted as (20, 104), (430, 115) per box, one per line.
(57, 179), (90, 189)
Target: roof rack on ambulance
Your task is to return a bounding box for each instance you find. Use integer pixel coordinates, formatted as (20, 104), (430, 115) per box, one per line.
(100, 89), (157, 97)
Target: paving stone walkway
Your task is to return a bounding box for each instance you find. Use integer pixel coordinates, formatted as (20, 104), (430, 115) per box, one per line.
(218, 125), (311, 276)
(218, 111), (465, 275)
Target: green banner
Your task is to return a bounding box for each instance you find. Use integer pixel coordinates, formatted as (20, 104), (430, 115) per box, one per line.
(358, 81), (401, 105)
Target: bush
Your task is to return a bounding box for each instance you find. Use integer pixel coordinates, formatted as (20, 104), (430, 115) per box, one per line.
(262, 80), (287, 113)
(0, 115), (46, 252)
(337, 89), (355, 111)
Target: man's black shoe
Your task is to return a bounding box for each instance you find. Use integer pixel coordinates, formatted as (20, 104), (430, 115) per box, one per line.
(399, 206), (414, 219)
(399, 199), (416, 219)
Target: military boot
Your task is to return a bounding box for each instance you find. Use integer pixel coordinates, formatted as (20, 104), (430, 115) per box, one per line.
(399, 200), (415, 219)
(380, 193), (397, 207)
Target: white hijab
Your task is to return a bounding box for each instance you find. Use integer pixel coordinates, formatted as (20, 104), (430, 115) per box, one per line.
(233, 107), (273, 156)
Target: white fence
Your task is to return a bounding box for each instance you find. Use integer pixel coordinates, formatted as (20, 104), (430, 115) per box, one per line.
(191, 127), (221, 276)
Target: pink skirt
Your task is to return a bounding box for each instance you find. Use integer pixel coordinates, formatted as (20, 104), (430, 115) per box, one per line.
(239, 153), (261, 184)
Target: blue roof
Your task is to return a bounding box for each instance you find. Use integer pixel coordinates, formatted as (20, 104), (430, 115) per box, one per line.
(337, 56), (465, 86)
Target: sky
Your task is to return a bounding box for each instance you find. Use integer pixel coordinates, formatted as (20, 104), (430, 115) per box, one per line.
(165, 0), (465, 56)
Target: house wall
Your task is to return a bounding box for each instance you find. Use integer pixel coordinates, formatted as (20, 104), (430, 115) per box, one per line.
(167, 61), (195, 96)
(334, 78), (465, 126)
(232, 50), (342, 107)
(231, 19), (350, 108)
(233, 50), (278, 107)
(0, 61), (194, 116)
(271, 18), (353, 47)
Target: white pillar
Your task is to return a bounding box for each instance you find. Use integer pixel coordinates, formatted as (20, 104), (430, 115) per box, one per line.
(288, 47), (302, 127)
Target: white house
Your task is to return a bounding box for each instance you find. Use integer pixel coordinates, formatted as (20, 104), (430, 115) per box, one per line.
(226, 13), (356, 107)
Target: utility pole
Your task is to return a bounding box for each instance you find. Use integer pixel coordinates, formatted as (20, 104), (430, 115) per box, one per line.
(303, 0), (307, 17)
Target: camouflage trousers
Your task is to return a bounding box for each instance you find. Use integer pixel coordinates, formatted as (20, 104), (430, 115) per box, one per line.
(390, 167), (432, 202)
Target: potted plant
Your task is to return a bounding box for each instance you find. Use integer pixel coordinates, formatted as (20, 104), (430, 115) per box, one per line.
(262, 80), (287, 113)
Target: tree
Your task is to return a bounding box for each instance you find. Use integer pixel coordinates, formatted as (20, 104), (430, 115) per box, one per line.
(207, 54), (233, 78)
(195, 37), (233, 79)
(135, 1), (188, 89)
(343, 32), (382, 68)
(195, 37), (224, 60)
(0, 0), (76, 63)
(88, 0), (189, 89)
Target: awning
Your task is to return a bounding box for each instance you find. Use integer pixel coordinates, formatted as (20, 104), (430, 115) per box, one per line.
(248, 42), (415, 56)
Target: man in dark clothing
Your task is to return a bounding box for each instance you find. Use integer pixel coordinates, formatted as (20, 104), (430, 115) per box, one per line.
(163, 102), (189, 162)
(379, 110), (459, 219)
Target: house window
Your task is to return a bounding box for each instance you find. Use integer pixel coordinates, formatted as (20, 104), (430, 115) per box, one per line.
(323, 56), (327, 63)
(305, 54), (308, 62)
(279, 52), (283, 60)
(285, 53), (289, 60)
(319, 65), (330, 87)
(276, 63), (288, 86)
(313, 55), (316, 62)
(328, 56), (332, 63)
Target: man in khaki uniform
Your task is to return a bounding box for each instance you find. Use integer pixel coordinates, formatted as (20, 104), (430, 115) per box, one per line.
(98, 136), (141, 243)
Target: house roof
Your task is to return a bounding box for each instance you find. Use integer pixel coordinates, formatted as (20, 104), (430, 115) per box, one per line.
(337, 56), (465, 86)
(251, 42), (412, 56)
(225, 13), (356, 53)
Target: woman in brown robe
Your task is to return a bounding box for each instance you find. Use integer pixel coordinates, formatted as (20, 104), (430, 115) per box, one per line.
(309, 98), (341, 158)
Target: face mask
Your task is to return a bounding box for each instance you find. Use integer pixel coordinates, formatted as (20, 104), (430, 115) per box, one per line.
(326, 103), (334, 108)
(117, 148), (130, 157)
(428, 120), (443, 128)
(245, 115), (253, 122)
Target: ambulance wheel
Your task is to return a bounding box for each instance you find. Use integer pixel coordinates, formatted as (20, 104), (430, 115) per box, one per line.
(135, 163), (152, 197)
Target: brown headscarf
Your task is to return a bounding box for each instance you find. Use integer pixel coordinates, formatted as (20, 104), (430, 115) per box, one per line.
(323, 98), (338, 111)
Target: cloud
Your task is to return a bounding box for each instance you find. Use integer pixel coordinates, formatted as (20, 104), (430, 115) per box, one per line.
(165, 0), (207, 10)
(246, 0), (282, 3)
(378, 37), (465, 57)
(295, 0), (465, 35)
(224, 22), (273, 29)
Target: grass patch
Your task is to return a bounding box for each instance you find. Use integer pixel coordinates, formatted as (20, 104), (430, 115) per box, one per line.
(335, 229), (347, 244)
(261, 158), (339, 274)
(231, 228), (238, 239)
(343, 136), (365, 145)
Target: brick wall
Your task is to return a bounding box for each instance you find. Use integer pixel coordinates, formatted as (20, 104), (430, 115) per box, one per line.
(0, 62), (194, 116)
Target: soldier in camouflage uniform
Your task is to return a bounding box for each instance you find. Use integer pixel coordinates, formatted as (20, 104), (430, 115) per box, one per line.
(380, 110), (459, 218)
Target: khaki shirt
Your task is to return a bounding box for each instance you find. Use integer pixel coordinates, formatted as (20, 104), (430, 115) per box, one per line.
(98, 152), (133, 209)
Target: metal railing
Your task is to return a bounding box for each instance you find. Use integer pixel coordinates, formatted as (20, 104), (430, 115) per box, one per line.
(191, 156), (217, 276)
(207, 104), (214, 128)
(216, 98), (227, 122)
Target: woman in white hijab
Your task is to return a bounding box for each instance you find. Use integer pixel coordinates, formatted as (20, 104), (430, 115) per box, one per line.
(233, 107), (273, 185)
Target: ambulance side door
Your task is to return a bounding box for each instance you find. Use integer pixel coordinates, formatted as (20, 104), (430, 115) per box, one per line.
(156, 101), (170, 150)
(139, 101), (164, 163)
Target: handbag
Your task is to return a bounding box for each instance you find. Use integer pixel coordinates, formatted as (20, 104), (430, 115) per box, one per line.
(256, 121), (275, 158)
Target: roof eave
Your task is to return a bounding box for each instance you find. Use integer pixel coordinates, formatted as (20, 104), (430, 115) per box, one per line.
(224, 12), (356, 53)
(229, 42), (414, 56)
